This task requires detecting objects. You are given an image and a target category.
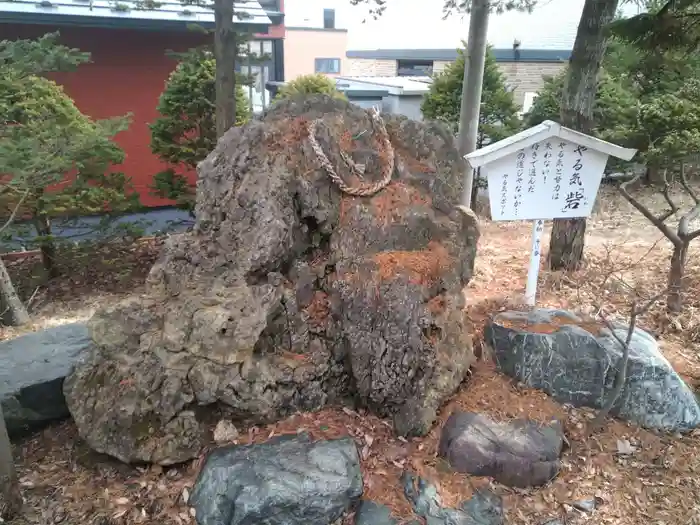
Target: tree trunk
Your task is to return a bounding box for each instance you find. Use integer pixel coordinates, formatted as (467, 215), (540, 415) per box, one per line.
(33, 214), (58, 279)
(0, 405), (21, 521)
(214, 0), (238, 139)
(549, 0), (619, 271)
(645, 164), (665, 185)
(0, 257), (30, 326)
(470, 167), (480, 209)
(667, 241), (688, 313)
(549, 218), (588, 270)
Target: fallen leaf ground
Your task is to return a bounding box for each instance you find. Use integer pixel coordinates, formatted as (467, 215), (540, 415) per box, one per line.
(3, 184), (700, 525)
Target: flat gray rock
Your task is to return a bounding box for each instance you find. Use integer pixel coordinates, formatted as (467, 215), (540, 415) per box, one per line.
(401, 472), (504, 525)
(485, 308), (700, 432)
(354, 501), (412, 525)
(438, 411), (563, 488)
(190, 433), (363, 525)
(0, 323), (91, 436)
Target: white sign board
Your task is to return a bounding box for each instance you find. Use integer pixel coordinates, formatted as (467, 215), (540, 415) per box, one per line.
(485, 138), (609, 221)
(464, 120), (638, 307)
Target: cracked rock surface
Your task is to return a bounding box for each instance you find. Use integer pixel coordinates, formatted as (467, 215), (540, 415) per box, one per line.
(63, 95), (480, 464)
(438, 411), (564, 488)
(190, 433), (362, 525)
(485, 308), (700, 432)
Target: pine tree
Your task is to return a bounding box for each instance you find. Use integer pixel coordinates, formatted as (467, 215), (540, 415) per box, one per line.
(149, 49), (252, 213)
(0, 33), (135, 278)
(422, 44), (521, 146)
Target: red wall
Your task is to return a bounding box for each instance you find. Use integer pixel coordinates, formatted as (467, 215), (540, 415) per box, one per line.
(2, 25), (211, 207)
(3, 15), (284, 208)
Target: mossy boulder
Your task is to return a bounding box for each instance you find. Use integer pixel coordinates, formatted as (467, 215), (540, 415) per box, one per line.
(64, 95), (480, 464)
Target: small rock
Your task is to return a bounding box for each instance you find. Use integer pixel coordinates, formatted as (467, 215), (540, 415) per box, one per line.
(438, 411), (564, 488)
(212, 420), (239, 444)
(190, 433), (362, 525)
(401, 472), (503, 524)
(616, 438), (636, 455)
(460, 488), (504, 525)
(354, 500), (403, 525)
(52, 506), (67, 523)
(570, 498), (597, 513)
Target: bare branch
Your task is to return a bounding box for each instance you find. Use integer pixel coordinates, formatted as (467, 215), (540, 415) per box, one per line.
(0, 189), (29, 236)
(678, 201), (700, 238)
(637, 288), (669, 316)
(679, 163), (699, 205)
(586, 302), (638, 436)
(688, 227), (700, 241)
(618, 174), (681, 244)
(600, 237), (664, 293)
(25, 286), (41, 312)
(586, 288), (666, 436)
(659, 170), (680, 221)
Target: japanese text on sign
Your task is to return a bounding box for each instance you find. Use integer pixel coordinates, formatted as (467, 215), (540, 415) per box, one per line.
(486, 138), (607, 221)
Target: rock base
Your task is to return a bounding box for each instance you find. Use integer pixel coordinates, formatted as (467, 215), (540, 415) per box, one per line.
(190, 433), (362, 525)
(485, 308), (700, 432)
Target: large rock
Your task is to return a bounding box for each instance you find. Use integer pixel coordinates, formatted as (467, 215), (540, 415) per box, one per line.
(189, 433), (362, 525)
(438, 411), (564, 488)
(0, 323), (91, 437)
(64, 95), (480, 464)
(485, 308), (700, 432)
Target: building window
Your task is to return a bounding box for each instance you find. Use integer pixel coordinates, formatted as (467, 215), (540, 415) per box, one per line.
(262, 40), (273, 56)
(315, 58), (341, 74)
(247, 40), (275, 58)
(397, 59), (433, 77)
(323, 8), (336, 29)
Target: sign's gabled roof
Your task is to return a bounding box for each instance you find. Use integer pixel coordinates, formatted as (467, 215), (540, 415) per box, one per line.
(464, 120), (638, 170)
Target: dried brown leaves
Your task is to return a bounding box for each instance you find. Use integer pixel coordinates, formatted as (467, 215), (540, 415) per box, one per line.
(373, 241), (451, 285)
(7, 182), (700, 525)
(371, 181), (431, 225)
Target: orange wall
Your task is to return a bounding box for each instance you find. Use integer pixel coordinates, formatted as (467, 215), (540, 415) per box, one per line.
(4, 15), (285, 208)
(3, 25), (208, 207)
(284, 28), (348, 80)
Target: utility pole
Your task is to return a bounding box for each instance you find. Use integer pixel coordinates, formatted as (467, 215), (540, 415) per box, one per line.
(458, 0), (491, 208)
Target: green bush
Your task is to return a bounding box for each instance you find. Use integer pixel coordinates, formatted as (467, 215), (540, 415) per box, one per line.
(149, 53), (251, 211)
(523, 70), (637, 145)
(421, 43), (521, 146)
(150, 54), (251, 169)
(275, 73), (347, 101)
(0, 71), (134, 276)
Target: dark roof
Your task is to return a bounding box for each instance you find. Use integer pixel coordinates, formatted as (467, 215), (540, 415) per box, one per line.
(346, 48), (571, 63)
(266, 80), (388, 99)
(286, 26), (347, 33)
(0, 0), (274, 31)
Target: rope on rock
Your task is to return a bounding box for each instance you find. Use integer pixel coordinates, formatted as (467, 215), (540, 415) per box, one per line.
(306, 106), (395, 197)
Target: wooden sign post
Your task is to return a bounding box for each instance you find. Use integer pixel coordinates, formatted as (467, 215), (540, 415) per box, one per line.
(463, 120), (637, 306)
